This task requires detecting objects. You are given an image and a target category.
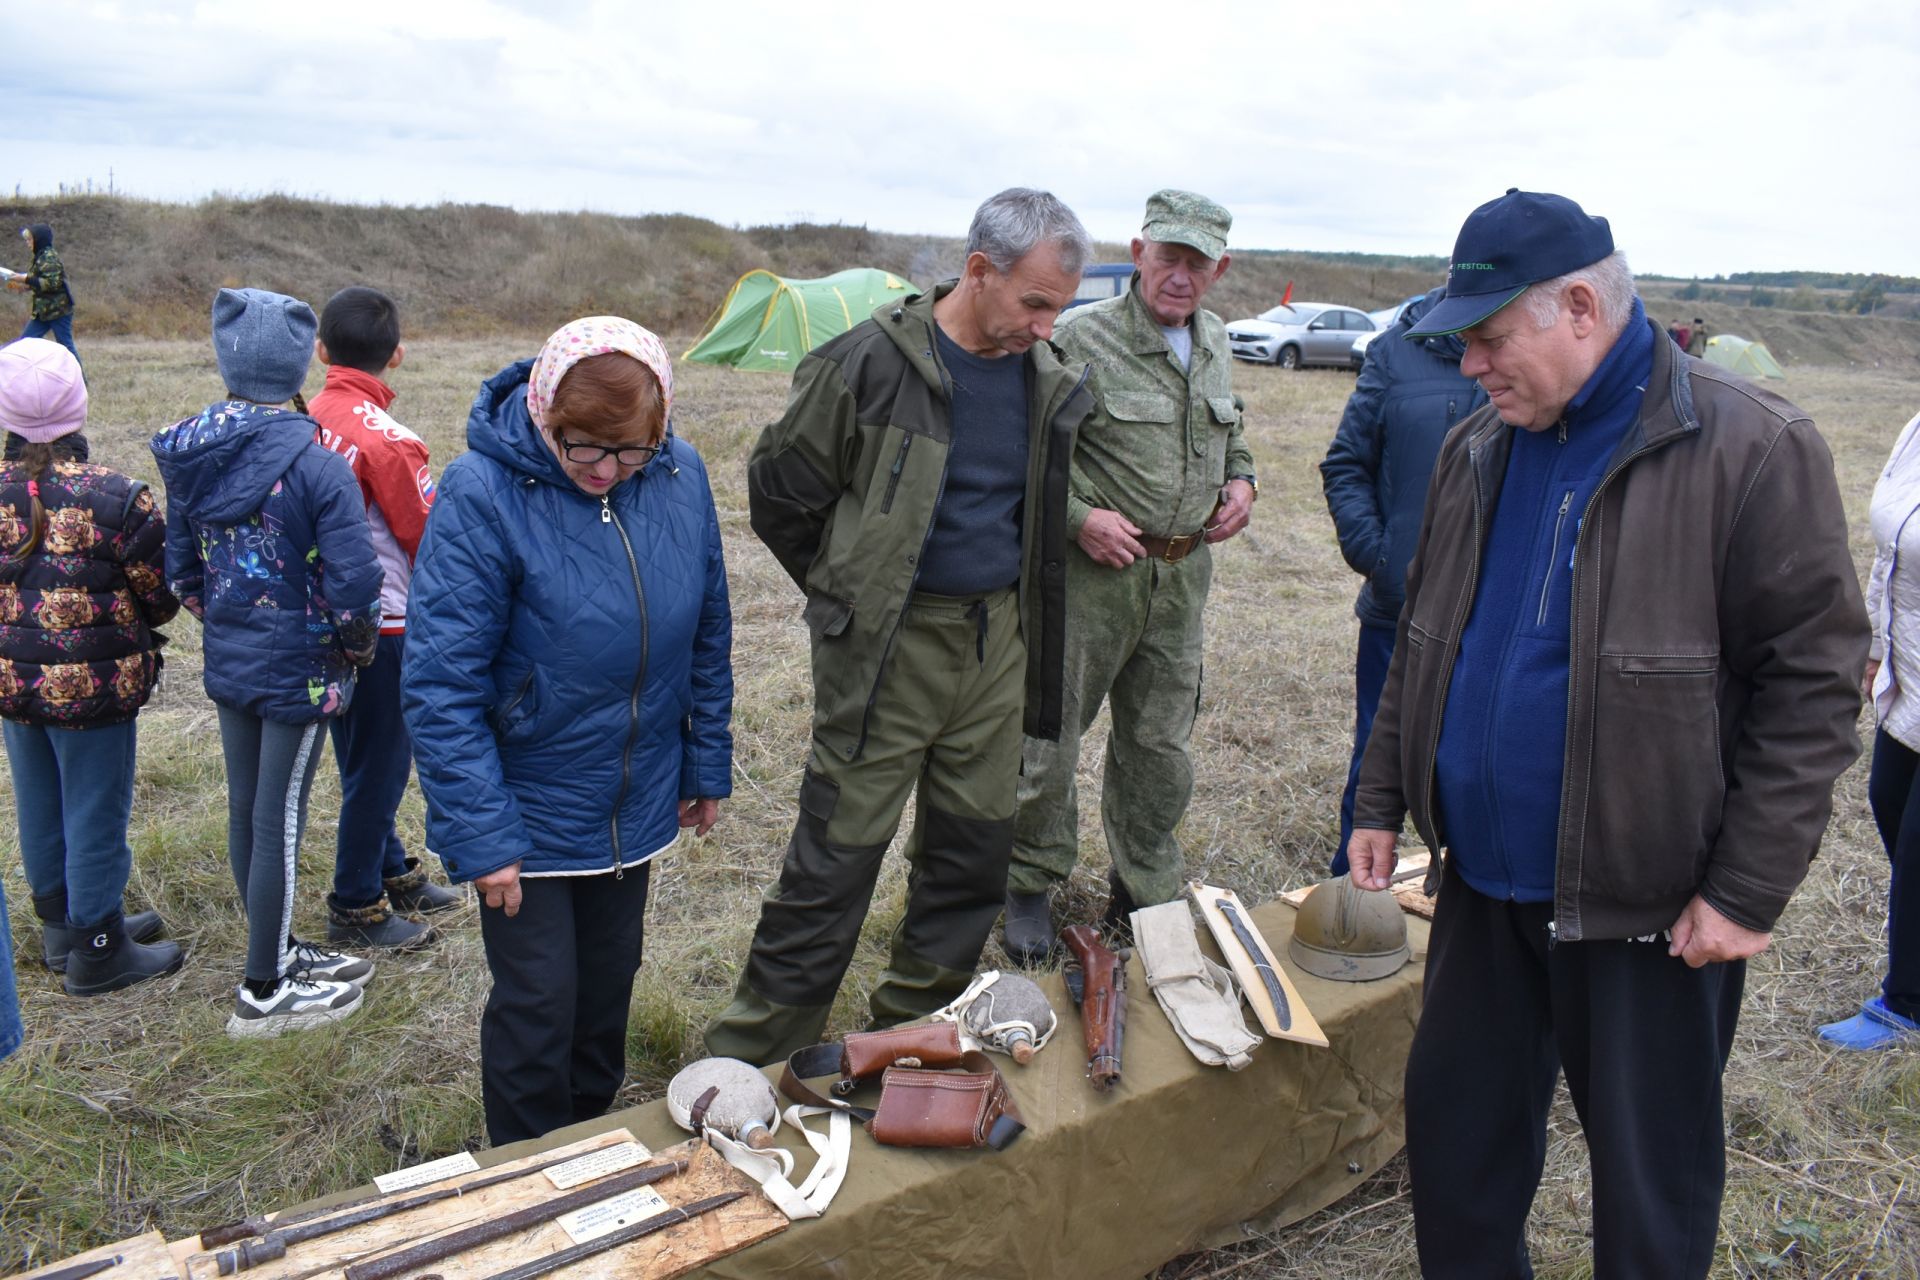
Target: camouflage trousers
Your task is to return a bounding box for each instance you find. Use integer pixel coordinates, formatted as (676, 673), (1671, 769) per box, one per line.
(704, 587), (1025, 1067)
(1010, 543), (1210, 906)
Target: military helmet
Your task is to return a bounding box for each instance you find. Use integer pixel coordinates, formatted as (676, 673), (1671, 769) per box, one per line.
(1289, 876), (1411, 982)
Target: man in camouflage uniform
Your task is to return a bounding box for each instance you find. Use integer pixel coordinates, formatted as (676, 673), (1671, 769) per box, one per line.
(1004, 190), (1256, 964)
(7, 225), (77, 363)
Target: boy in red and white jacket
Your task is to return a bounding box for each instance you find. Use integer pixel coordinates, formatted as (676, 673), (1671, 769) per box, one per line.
(310, 287), (459, 947)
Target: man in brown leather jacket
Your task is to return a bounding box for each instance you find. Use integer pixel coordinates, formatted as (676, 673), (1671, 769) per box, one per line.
(1347, 190), (1867, 1280)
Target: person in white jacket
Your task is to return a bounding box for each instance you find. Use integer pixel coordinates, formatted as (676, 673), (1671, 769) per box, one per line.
(1823, 407), (1920, 1049)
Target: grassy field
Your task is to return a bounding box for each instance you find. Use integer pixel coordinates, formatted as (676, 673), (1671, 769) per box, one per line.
(2, 333), (1918, 1279)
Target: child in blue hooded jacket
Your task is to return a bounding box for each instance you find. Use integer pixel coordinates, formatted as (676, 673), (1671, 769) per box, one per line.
(150, 288), (385, 1038)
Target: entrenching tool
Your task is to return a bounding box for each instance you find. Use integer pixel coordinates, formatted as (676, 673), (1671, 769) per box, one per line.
(342, 1156), (690, 1280)
(474, 1192), (745, 1280)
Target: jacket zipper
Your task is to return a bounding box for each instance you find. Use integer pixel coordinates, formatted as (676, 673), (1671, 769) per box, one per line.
(1551, 433), (1673, 939)
(881, 433), (913, 514)
(1536, 490), (1575, 627)
(1420, 430), (1489, 858)
(602, 493), (650, 877)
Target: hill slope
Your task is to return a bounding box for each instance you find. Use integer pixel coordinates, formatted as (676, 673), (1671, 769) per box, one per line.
(5, 194), (1918, 367)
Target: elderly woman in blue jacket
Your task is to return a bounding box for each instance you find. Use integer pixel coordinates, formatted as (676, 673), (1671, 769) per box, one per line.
(404, 317), (732, 1145)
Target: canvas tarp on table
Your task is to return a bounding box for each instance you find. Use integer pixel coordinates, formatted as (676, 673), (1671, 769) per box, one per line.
(316, 899), (1426, 1279)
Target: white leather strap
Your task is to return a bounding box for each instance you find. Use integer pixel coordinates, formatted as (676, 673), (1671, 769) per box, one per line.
(705, 1102), (850, 1220)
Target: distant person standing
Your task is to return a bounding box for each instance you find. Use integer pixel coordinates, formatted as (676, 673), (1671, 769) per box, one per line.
(1669, 319), (1692, 352)
(1319, 286), (1486, 873)
(150, 288), (385, 1038)
(1687, 316), (1709, 357)
(6, 226), (78, 362)
(308, 287), (458, 950)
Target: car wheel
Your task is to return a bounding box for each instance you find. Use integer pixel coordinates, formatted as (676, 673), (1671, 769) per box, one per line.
(1275, 345), (1301, 370)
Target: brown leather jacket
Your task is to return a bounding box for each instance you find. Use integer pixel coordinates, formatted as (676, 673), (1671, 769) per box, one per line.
(1355, 322), (1868, 941)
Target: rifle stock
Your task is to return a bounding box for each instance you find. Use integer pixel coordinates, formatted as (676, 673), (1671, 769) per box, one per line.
(1060, 924), (1125, 1091)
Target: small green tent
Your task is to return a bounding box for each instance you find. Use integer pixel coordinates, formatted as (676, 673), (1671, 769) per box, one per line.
(684, 268), (917, 371)
(1703, 334), (1786, 380)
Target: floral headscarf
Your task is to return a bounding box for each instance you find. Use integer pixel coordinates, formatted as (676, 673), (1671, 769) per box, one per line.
(525, 316), (674, 430)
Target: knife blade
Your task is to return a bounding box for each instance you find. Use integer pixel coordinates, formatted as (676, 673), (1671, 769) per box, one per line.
(1215, 896), (1291, 1031)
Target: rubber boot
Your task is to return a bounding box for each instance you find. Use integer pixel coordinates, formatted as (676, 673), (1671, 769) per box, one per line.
(327, 894), (436, 951)
(63, 915), (185, 996)
(1002, 889), (1055, 967)
(34, 890), (163, 973)
(384, 858), (463, 914)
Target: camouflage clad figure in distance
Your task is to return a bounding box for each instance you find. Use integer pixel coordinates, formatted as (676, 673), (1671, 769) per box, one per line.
(704, 189), (1096, 1066)
(1006, 190), (1256, 963)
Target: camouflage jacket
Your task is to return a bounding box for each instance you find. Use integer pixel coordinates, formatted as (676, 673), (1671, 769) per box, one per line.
(0, 460), (179, 726)
(23, 246), (72, 322)
(1057, 277), (1253, 538)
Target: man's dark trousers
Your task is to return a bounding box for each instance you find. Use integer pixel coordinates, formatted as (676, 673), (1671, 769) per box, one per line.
(477, 863), (651, 1145)
(329, 633), (414, 909)
(1406, 864), (1743, 1280)
(1333, 620), (1396, 875)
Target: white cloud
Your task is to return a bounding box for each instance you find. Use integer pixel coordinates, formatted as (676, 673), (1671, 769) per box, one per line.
(6, 0), (1919, 274)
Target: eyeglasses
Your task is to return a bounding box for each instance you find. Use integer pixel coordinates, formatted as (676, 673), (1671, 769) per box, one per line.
(557, 436), (662, 467)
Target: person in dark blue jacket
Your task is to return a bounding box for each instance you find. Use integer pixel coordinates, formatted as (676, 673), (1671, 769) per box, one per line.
(151, 288), (384, 1039)
(1319, 287), (1486, 872)
(403, 316), (733, 1145)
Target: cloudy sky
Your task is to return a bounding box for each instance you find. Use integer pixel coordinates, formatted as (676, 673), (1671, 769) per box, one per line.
(9, 0), (1919, 277)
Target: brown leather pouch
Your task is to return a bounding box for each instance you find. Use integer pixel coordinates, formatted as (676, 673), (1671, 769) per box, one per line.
(842, 1021), (965, 1080)
(867, 1060), (1013, 1149)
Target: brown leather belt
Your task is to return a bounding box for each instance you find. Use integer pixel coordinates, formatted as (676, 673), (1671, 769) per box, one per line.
(1138, 527), (1207, 564)
(1136, 494), (1224, 564)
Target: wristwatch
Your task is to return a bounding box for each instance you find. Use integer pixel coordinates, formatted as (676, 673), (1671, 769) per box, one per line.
(1229, 474), (1258, 500)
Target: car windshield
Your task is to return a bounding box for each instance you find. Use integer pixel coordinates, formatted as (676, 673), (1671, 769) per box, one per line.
(1258, 305), (1317, 324)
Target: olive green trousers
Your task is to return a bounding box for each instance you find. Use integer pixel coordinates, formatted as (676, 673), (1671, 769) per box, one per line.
(704, 588), (1025, 1066)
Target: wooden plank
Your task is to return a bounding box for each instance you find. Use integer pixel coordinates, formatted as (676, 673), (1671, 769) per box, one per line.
(1189, 882), (1329, 1048)
(163, 1136), (780, 1280)
(10, 1231), (182, 1280)
(1281, 848), (1436, 920)
(171, 1131), (643, 1280)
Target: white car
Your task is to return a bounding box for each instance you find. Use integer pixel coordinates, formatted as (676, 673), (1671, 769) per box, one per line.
(1226, 302), (1375, 369)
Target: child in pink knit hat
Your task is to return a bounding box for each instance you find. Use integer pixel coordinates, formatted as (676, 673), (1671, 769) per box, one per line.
(0, 337), (183, 997)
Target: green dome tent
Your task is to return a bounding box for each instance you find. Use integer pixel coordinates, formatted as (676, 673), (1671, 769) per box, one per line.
(1702, 334), (1786, 380)
(685, 267), (917, 371)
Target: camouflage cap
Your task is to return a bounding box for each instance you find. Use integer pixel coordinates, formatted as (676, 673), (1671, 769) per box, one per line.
(1142, 189), (1232, 260)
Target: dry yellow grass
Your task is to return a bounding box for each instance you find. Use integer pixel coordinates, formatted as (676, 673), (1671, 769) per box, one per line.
(1, 333), (1918, 1279)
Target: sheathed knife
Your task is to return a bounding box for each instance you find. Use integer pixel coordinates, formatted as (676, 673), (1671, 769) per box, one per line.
(1214, 896), (1292, 1031)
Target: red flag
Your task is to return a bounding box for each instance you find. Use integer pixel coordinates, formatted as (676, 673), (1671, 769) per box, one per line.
(1280, 280), (1293, 307)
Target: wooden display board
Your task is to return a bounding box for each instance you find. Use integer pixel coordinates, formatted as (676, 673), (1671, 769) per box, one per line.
(145, 1132), (781, 1280)
(1189, 882), (1329, 1048)
(12, 1231), (182, 1280)
(1281, 848), (1436, 920)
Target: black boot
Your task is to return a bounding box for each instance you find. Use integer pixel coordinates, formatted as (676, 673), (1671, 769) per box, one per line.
(32, 890), (162, 973)
(328, 894), (436, 950)
(64, 915), (185, 996)
(384, 858), (463, 915)
(1002, 889), (1055, 967)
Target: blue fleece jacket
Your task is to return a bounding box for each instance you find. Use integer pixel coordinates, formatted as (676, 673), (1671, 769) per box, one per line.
(1433, 297), (1653, 901)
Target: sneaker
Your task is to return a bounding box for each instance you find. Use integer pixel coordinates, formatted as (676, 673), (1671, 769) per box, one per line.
(226, 975), (364, 1039)
(284, 937), (375, 987)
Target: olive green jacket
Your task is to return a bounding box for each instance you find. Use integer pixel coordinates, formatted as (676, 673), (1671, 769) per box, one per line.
(1058, 277), (1253, 538)
(746, 283), (1095, 763)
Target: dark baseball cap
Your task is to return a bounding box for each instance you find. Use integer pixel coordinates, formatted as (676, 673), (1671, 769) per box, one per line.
(1405, 189), (1614, 338)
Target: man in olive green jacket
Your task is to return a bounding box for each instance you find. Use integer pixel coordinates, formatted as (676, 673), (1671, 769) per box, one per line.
(704, 189), (1095, 1066)
(1006, 190), (1256, 963)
